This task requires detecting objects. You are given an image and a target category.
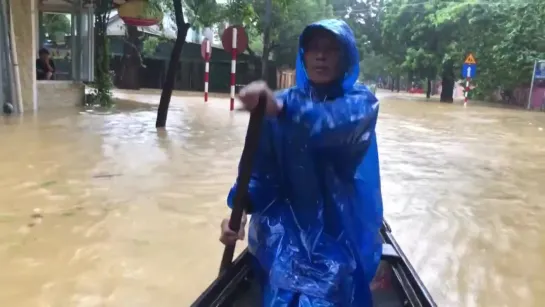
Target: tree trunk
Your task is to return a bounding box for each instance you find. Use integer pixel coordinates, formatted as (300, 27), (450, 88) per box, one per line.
(261, 0), (272, 80)
(426, 78), (431, 98)
(395, 74), (400, 92)
(155, 0), (190, 128)
(390, 76), (394, 91)
(92, 0), (113, 106)
(407, 71), (413, 92)
(261, 42), (270, 80)
(440, 80), (454, 103)
(440, 60), (455, 103)
(118, 26), (141, 90)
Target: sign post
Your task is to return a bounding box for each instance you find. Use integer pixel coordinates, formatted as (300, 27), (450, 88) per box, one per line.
(461, 53), (477, 107)
(527, 60), (545, 110)
(221, 25), (248, 111)
(201, 39), (212, 102)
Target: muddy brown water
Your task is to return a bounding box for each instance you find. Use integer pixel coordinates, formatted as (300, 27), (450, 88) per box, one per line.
(0, 91), (544, 307)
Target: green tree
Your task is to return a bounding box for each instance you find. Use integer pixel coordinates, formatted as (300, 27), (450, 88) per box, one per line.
(272, 0), (334, 68)
(360, 54), (389, 82)
(374, 0), (545, 103)
(87, 0), (114, 107)
(184, 0), (224, 28)
(380, 0), (464, 99)
(329, 0), (384, 58)
(459, 0), (545, 101)
(224, 0), (333, 77)
(42, 13), (71, 39)
(155, 0), (196, 128)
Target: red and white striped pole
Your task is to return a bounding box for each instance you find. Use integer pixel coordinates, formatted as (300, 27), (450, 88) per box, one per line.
(204, 39), (211, 102)
(464, 76), (470, 107)
(463, 63), (473, 107)
(230, 28), (238, 111)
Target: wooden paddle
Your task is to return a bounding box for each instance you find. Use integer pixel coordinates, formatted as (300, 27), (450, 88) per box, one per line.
(219, 92), (268, 275)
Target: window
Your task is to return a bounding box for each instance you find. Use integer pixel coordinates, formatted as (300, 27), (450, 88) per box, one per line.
(39, 12), (72, 80)
(38, 2), (94, 82)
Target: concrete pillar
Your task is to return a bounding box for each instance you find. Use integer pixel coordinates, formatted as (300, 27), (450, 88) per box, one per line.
(10, 0), (37, 112)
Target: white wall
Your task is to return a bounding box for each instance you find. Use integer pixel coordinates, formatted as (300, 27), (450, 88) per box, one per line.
(107, 9), (221, 47)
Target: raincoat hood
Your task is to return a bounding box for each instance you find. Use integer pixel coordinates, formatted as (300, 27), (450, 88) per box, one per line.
(296, 19), (360, 95)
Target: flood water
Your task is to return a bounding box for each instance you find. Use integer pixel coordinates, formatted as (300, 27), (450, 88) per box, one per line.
(0, 90), (544, 307)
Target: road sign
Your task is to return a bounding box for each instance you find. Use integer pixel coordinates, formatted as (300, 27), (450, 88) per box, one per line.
(533, 60), (545, 80)
(462, 63), (477, 78)
(201, 39), (212, 59)
(221, 25), (248, 55)
(527, 59), (545, 109)
(464, 53), (477, 64)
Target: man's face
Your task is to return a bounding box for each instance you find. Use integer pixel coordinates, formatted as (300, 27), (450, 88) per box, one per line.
(40, 53), (49, 61)
(303, 29), (342, 84)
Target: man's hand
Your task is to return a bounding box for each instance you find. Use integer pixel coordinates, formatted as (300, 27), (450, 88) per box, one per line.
(238, 81), (282, 116)
(219, 214), (247, 246)
(44, 60), (53, 71)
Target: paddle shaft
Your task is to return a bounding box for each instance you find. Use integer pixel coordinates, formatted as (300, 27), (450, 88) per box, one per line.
(219, 93), (268, 275)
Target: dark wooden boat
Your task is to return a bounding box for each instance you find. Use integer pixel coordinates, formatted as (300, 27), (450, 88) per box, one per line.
(193, 94), (435, 307)
(191, 221), (437, 307)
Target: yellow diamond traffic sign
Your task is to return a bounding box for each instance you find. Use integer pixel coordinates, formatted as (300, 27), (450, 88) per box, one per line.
(464, 53), (477, 64)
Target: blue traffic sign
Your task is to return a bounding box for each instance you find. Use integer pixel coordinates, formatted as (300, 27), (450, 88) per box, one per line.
(462, 63), (477, 78)
(534, 60), (545, 80)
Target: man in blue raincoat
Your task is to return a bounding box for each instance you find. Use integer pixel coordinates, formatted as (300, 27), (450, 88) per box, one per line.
(220, 19), (383, 306)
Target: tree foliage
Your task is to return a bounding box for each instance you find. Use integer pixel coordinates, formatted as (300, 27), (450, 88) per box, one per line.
(365, 0), (545, 102)
(88, 0), (114, 106)
(42, 13), (71, 38)
(461, 1), (545, 98)
(119, 0), (545, 104)
(271, 0), (335, 67)
(223, 0), (334, 71)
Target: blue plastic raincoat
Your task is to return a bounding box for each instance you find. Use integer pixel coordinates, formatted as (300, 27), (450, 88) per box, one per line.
(227, 19), (383, 306)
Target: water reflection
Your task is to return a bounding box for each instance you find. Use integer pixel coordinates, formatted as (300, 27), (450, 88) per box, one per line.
(0, 92), (544, 307)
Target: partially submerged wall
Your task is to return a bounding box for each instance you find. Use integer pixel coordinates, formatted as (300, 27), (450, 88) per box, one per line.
(37, 82), (84, 110)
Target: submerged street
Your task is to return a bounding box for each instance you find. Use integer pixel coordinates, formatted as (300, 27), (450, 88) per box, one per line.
(0, 90), (544, 307)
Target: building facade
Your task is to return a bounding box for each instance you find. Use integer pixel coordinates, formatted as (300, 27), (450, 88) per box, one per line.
(2, 0), (94, 113)
(0, 0), (276, 114)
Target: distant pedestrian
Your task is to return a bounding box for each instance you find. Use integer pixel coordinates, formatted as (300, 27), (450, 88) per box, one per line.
(36, 48), (55, 80)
